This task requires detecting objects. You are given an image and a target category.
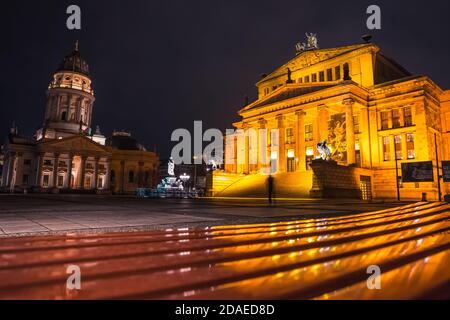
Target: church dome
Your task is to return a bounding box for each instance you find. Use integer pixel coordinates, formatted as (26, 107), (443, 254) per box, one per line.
(57, 41), (90, 76)
(106, 131), (147, 151)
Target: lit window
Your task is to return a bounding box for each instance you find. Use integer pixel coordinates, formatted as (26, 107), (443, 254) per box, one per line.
(381, 112), (389, 130)
(285, 128), (294, 144)
(43, 175), (50, 187)
(57, 175), (64, 188)
(404, 107), (413, 126)
(392, 110), (401, 128)
(305, 124), (313, 142)
(383, 136), (390, 161)
(287, 149), (295, 172)
(306, 147), (314, 170)
(407, 133), (415, 159)
(353, 115), (360, 133)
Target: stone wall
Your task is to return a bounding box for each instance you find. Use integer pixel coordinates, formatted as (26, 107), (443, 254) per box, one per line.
(309, 159), (373, 199)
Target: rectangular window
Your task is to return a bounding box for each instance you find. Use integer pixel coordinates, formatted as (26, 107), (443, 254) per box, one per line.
(43, 174), (50, 187)
(335, 66), (341, 80)
(57, 175), (64, 188)
(407, 133), (415, 159)
(381, 111), (389, 130)
(84, 176), (91, 189)
(353, 115), (360, 133)
(404, 107), (413, 126)
(305, 75), (310, 83)
(306, 147), (314, 170)
(319, 71), (325, 82)
(305, 124), (313, 141)
(22, 174), (29, 185)
(383, 136), (390, 161)
(285, 128), (294, 144)
(394, 135), (403, 160)
(298, 78), (303, 84)
(392, 109), (401, 128)
(287, 149), (295, 172)
(326, 68), (333, 81)
(44, 160), (53, 166)
(311, 74), (317, 82)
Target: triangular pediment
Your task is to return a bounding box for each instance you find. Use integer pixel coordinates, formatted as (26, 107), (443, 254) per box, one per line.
(39, 134), (111, 155)
(258, 43), (375, 84)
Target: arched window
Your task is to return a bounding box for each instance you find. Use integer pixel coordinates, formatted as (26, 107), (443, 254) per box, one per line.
(128, 170), (135, 183)
(110, 170), (116, 182)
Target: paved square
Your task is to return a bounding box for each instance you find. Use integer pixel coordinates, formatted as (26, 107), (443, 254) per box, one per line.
(0, 194), (412, 236)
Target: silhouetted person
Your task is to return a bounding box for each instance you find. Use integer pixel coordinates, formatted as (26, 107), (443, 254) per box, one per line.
(267, 175), (274, 205)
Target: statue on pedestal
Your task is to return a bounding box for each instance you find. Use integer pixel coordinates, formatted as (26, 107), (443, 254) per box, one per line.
(317, 140), (332, 161)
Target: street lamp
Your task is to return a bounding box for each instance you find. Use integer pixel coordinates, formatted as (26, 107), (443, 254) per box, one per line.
(193, 155), (198, 191)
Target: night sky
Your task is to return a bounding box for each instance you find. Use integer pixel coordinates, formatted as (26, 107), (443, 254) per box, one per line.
(1, 0), (450, 157)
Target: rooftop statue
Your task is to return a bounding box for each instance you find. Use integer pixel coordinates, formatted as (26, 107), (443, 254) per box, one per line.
(295, 33), (319, 54)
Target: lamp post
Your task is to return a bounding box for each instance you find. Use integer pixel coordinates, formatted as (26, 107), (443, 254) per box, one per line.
(193, 155), (198, 191)
(434, 133), (442, 201)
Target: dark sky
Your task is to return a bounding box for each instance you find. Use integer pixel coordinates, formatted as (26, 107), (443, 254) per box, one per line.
(1, 0), (450, 157)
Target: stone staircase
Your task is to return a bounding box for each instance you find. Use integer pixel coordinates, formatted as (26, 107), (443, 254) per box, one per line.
(213, 171), (313, 198)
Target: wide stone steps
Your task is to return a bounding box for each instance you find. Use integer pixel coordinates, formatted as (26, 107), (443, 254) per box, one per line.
(0, 201), (449, 299)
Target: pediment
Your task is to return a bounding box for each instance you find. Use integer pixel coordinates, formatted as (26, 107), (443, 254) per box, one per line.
(39, 135), (111, 155)
(259, 44), (374, 83)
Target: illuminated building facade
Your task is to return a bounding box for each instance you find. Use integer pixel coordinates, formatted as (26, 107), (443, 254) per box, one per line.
(1, 42), (158, 194)
(217, 40), (450, 200)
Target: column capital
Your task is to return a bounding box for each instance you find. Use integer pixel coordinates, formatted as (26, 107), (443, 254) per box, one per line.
(343, 98), (355, 106)
(276, 114), (285, 127)
(317, 104), (329, 112)
(295, 110), (306, 117)
(257, 118), (267, 128)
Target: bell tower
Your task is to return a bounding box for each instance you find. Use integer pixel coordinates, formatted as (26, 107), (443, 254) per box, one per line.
(37, 41), (95, 140)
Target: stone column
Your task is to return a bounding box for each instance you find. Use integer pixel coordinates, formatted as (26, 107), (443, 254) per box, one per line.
(6, 152), (16, 187)
(243, 125), (250, 174)
(93, 157), (100, 189)
(52, 153), (60, 188)
(120, 160), (125, 193)
(296, 110), (306, 171)
(277, 115), (286, 172)
(138, 161), (144, 187)
(344, 98), (356, 165)
(318, 105), (329, 142)
(0, 155), (7, 186)
(15, 153), (23, 187)
(257, 119), (267, 173)
(36, 153), (44, 186)
(104, 159), (111, 190)
(79, 156), (87, 189)
(66, 154), (74, 188)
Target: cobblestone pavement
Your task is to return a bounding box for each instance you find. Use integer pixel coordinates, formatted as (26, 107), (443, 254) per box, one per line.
(0, 194), (413, 237)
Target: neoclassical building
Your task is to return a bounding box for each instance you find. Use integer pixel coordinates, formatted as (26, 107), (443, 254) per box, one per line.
(0, 42), (158, 194)
(215, 37), (450, 200)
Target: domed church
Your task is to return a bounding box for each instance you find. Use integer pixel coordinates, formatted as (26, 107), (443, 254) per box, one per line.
(0, 41), (159, 194)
